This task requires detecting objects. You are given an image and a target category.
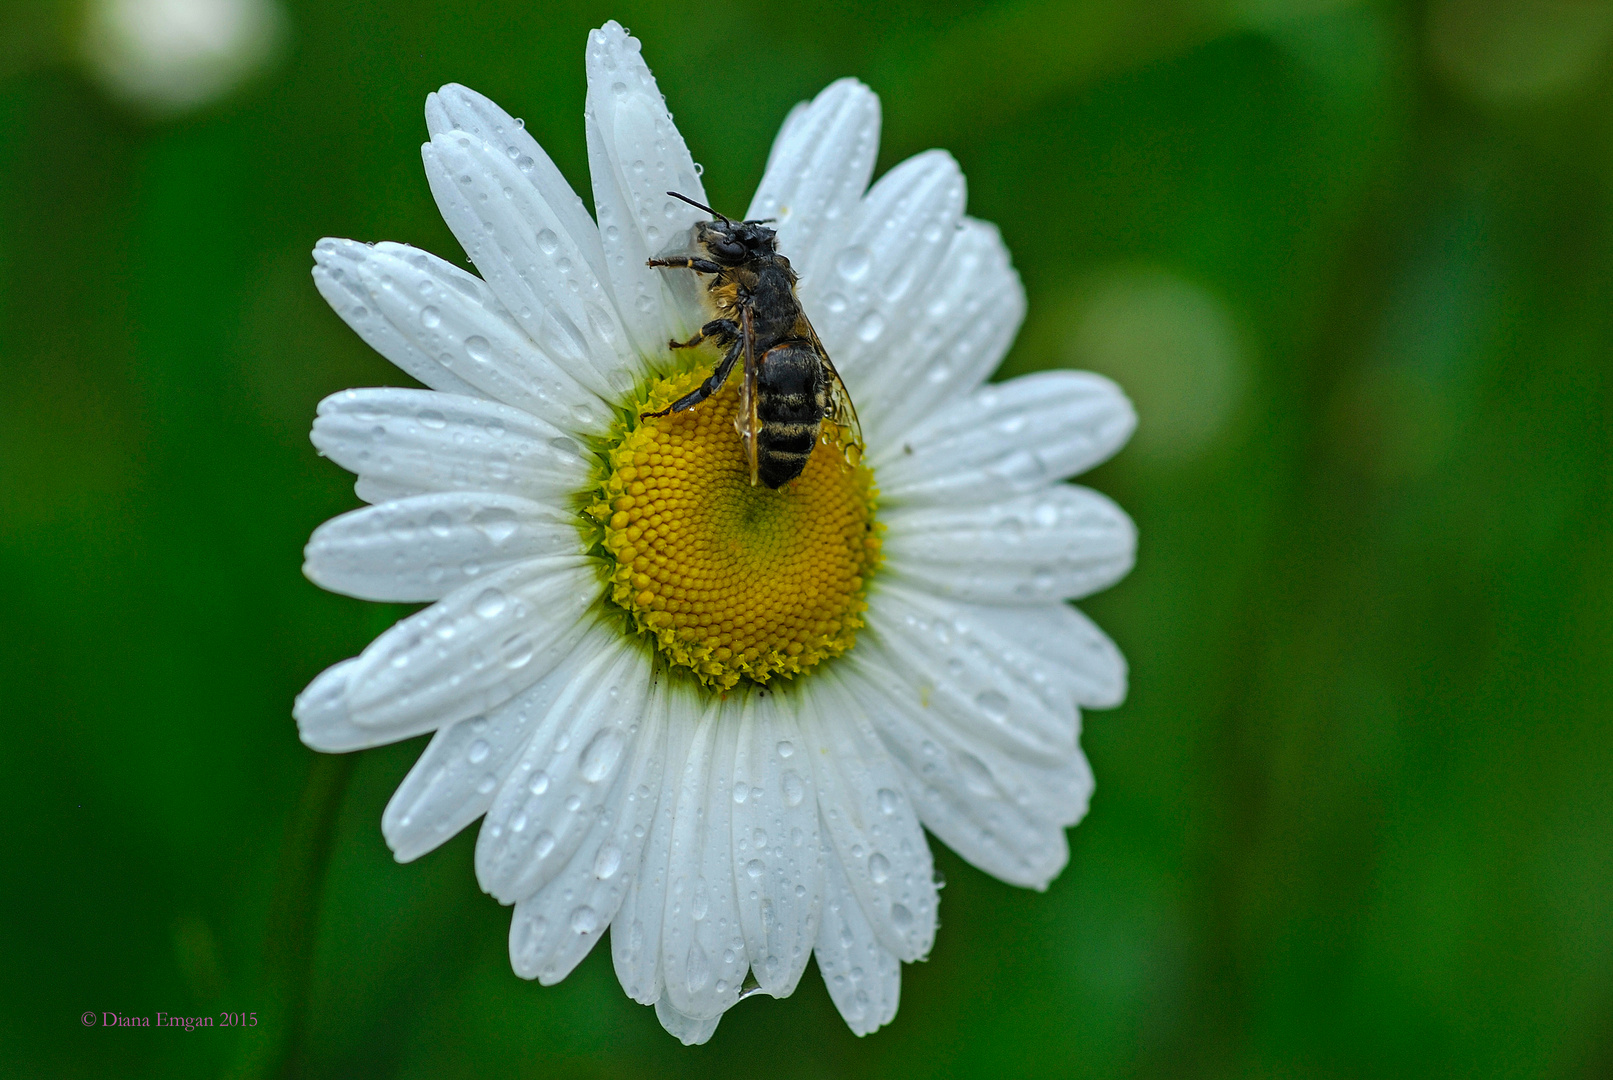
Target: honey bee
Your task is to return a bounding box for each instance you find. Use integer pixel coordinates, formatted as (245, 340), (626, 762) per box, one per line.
(643, 191), (862, 489)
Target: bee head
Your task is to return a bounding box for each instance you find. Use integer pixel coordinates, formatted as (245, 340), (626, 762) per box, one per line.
(669, 191), (778, 266)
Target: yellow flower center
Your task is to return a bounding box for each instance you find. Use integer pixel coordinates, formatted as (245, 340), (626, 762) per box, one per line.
(589, 365), (880, 690)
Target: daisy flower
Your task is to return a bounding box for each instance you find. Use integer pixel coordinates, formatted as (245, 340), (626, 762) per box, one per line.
(295, 21), (1136, 1045)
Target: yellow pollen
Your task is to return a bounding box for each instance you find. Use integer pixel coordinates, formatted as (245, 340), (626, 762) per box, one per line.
(589, 365), (880, 690)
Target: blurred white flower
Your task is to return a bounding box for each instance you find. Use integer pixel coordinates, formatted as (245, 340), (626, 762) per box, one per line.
(80, 0), (286, 115)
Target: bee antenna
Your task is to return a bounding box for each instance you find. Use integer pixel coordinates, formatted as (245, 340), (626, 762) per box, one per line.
(667, 190), (731, 223)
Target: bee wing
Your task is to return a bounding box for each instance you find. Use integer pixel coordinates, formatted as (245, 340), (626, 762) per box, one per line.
(736, 305), (761, 486)
(801, 314), (863, 452)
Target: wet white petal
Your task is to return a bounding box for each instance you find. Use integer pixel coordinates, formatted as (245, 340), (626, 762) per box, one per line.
(341, 556), (598, 733)
(303, 492), (585, 603)
(866, 582), (1081, 762)
(655, 991), (721, 1046)
(612, 682), (703, 1004)
(508, 687), (667, 984)
(970, 602), (1128, 710)
(838, 651), (1081, 890)
(584, 21), (710, 354)
(852, 219), (1024, 448)
(426, 83), (612, 294)
(746, 78), (880, 280)
(731, 689), (822, 998)
(659, 702), (747, 1020)
(292, 658), (373, 752)
(311, 240), (607, 430)
(380, 622), (617, 862)
(422, 133), (637, 400)
(310, 388), (594, 503)
(797, 678), (937, 962)
(814, 837), (901, 1036)
(803, 151), (966, 387)
(883, 485), (1135, 606)
(477, 643), (654, 904)
(874, 371), (1137, 505)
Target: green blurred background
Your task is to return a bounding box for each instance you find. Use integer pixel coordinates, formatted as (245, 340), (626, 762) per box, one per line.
(4, 0), (1612, 1076)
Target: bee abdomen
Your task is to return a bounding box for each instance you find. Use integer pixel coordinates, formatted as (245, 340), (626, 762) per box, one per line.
(756, 341), (824, 488)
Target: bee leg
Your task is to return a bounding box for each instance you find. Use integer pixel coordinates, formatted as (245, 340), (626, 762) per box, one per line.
(668, 319), (740, 351)
(641, 339), (743, 420)
(646, 256), (724, 274)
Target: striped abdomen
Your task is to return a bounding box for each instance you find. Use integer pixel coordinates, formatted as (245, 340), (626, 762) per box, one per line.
(755, 341), (825, 488)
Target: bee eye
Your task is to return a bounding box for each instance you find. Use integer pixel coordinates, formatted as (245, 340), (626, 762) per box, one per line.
(714, 239), (746, 261)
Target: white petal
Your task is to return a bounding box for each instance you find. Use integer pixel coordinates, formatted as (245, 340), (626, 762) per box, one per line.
(342, 555), (599, 733)
(745, 78), (880, 279)
(971, 602), (1128, 710)
(802, 151), (965, 387)
(293, 658), (373, 752)
(883, 485), (1135, 606)
(660, 702), (747, 1019)
(866, 582), (1079, 763)
(311, 388), (595, 503)
(851, 218), (1024, 448)
(311, 238), (482, 399)
(654, 992), (721, 1046)
(311, 240), (607, 432)
(584, 22), (710, 354)
(304, 492), (586, 603)
(814, 837), (901, 1036)
(874, 371), (1137, 505)
(477, 642), (654, 903)
(381, 622), (617, 862)
(731, 688), (822, 998)
(425, 83), (611, 295)
(508, 689), (668, 984)
(612, 680), (704, 1004)
(838, 649), (1080, 890)
(796, 677), (937, 962)
(422, 133), (638, 400)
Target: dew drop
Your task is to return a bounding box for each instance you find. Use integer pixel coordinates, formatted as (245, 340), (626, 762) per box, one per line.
(528, 771), (550, 795)
(781, 770), (805, 807)
(746, 859), (764, 880)
(869, 854), (891, 884)
(426, 510), (452, 537)
(776, 740), (794, 759)
(957, 751), (995, 795)
(579, 728), (625, 783)
(877, 788), (900, 815)
(467, 739), (490, 764)
(472, 506), (519, 544)
(536, 229), (559, 255)
(856, 310), (885, 343)
(570, 905), (600, 934)
(835, 245), (871, 281)
(891, 903), (913, 928)
(974, 690), (1009, 721)
(420, 306), (441, 329)
(464, 335), (493, 365)
(474, 588), (507, 619)
(594, 844), (623, 880)
(534, 830), (556, 858)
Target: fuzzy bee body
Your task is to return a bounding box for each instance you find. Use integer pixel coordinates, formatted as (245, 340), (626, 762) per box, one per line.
(644, 192), (861, 489)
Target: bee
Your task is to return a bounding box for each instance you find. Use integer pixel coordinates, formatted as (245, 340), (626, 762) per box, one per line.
(643, 191), (861, 489)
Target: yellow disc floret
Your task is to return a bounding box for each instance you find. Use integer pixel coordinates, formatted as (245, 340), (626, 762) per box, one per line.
(589, 365), (880, 690)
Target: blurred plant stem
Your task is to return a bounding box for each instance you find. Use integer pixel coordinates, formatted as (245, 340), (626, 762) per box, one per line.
(230, 752), (355, 1080)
